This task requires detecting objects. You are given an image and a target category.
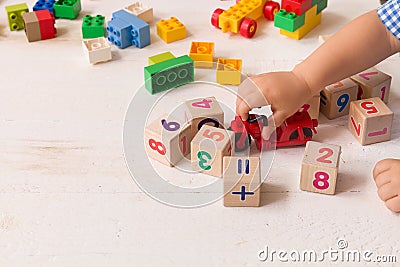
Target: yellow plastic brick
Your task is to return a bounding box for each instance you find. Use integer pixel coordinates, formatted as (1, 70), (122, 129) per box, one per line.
(216, 58), (242, 85)
(280, 5), (321, 40)
(189, 42), (214, 68)
(148, 52), (175, 65)
(156, 17), (186, 43)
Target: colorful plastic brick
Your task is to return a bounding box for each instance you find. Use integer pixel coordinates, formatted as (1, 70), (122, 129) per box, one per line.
(148, 52), (175, 65)
(216, 58), (242, 85)
(280, 5), (321, 40)
(156, 17), (186, 43)
(144, 55), (194, 94)
(314, 0), (327, 14)
(33, 0), (55, 15)
(5, 3), (29, 31)
(54, 0), (81, 19)
(82, 37), (112, 64)
(22, 10), (56, 42)
(189, 42), (214, 68)
(107, 9), (150, 49)
(281, 0), (312, 16)
(124, 2), (153, 23)
(82, 15), (105, 38)
(274, 9), (305, 32)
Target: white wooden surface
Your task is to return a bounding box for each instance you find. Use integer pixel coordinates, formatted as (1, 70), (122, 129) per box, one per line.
(1, 0), (399, 266)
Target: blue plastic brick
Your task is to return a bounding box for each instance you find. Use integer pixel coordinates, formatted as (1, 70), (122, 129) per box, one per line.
(33, 0), (55, 15)
(108, 9), (150, 49)
(106, 18), (134, 49)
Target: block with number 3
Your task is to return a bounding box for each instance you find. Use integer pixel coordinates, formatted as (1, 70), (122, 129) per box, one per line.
(191, 125), (234, 177)
(184, 96), (224, 138)
(223, 156), (261, 207)
(351, 67), (391, 103)
(348, 97), (393, 145)
(320, 78), (358, 119)
(145, 114), (192, 166)
(300, 141), (341, 195)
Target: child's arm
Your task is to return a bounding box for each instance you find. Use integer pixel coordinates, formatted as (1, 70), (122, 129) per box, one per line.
(236, 8), (400, 127)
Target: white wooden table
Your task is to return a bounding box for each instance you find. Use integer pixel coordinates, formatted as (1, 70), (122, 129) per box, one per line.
(1, 0), (399, 266)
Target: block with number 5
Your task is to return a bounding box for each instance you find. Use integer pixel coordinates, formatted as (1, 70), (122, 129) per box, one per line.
(144, 114), (192, 167)
(184, 96), (224, 138)
(300, 141), (341, 195)
(348, 97), (393, 145)
(191, 125), (234, 177)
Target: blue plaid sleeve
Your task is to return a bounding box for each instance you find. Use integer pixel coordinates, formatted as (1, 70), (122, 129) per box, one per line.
(377, 0), (400, 40)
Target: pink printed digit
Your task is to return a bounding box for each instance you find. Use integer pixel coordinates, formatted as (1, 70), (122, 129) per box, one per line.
(313, 171), (330, 190)
(191, 99), (212, 109)
(180, 135), (187, 154)
(380, 86), (386, 101)
(316, 148), (333, 164)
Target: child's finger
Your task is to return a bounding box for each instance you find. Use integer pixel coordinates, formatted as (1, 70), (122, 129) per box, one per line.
(270, 110), (288, 128)
(236, 100), (251, 121)
(377, 182), (398, 201)
(374, 172), (391, 187)
(373, 159), (395, 178)
(385, 196), (400, 213)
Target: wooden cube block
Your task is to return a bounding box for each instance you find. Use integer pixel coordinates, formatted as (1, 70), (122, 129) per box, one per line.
(191, 125), (234, 177)
(145, 114), (192, 166)
(351, 67), (391, 103)
(223, 156), (261, 207)
(348, 97), (393, 145)
(216, 58), (242, 85)
(184, 96), (224, 137)
(301, 94), (320, 120)
(300, 141), (341, 195)
(320, 78), (358, 119)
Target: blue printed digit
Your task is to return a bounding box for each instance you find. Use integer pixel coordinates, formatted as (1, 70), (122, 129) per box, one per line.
(337, 93), (349, 113)
(237, 159), (250, 174)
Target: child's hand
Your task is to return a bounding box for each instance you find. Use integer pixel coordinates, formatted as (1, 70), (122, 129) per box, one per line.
(236, 71), (313, 130)
(373, 159), (400, 213)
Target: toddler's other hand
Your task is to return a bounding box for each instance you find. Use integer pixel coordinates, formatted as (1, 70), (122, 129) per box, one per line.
(373, 159), (400, 213)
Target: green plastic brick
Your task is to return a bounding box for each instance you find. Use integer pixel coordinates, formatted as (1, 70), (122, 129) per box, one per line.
(274, 9), (305, 32)
(82, 15), (105, 38)
(316, 0), (328, 14)
(144, 55), (194, 94)
(54, 0), (81, 19)
(312, 0), (319, 5)
(148, 52), (175, 65)
(5, 3), (29, 31)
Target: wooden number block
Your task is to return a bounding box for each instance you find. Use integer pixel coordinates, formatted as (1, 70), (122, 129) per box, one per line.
(320, 78), (358, 119)
(348, 97), (393, 145)
(351, 67), (391, 103)
(184, 96), (224, 137)
(191, 125), (234, 177)
(145, 114), (192, 166)
(223, 156), (261, 207)
(300, 141), (341, 195)
(300, 94), (320, 120)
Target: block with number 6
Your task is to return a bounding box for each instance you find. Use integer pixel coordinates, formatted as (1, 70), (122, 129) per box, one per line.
(191, 125), (234, 177)
(351, 67), (391, 103)
(145, 114), (192, 166)
(184, 96), (224, 138)
(300, 141), (341, 195)
(348, 97), (393, 145)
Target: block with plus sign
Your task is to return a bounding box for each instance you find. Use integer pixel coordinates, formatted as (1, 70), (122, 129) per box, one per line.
(351, 67), (391, 103)
(348, 97), (393, 145)
(223, 156), (261, 207)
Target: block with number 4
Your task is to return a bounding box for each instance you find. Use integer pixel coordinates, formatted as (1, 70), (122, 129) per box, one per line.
(184, 96), (224, 137)
(320, 78), (358, 119)
(223, 156), (261, 207)
(300, 141), (341, 195)
(191, 125), (234, 177)
(145, 114), (192, 166)
(348, 97), (393, 145)
(351, 67), (391, 103)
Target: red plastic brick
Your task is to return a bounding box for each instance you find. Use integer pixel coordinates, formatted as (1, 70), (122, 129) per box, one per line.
(35, 9), (56, 40)
(281, 0), (312, 16)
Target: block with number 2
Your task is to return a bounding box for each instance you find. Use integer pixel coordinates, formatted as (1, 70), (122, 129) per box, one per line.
(145, 114), (192, 167)
(300, 141), (341, 195)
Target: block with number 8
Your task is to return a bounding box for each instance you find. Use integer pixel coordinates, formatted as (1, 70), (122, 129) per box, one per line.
(144, 114), (192, 167)
(184, 96), (224, 137)
(351, 67), (391, 103)
(223, 156), (261, 207)
(191, 125), (234, 177)
(320, 78), (358, 119)
(348, 97), (393, 145)
(300, 141), (341, 195)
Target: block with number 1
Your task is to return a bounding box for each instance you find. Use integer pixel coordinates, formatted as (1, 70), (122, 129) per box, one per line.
(145, 114), (192, 166)
(300, 141), (341, 195)
(351, 67), (391, 103)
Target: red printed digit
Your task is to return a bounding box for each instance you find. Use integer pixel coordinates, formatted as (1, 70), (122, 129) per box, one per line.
(203, 129), (224, 142)
(358, 71), (378, 80)
(149, 139), (166, 155)
(191, 99), (212, 109)
(313, 171), (330, 190)
(360, 101), (378, 114)
(380, 86), (386, 101)
(180, 135), (187, 154)
(316, 148), (333, 164)
(350, 116), (361, 136)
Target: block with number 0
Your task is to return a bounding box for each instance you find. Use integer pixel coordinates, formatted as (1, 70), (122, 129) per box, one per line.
(320, 78), (358, 119)
(144, 114), (192, 166)
(184, 96), (224, 137)
(191, 125), (234, 177)
(348, 97), (393, 145)
(223, 156), (261, 207)
(351, 67), (391, 103)
(300, 141), (341, 195)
